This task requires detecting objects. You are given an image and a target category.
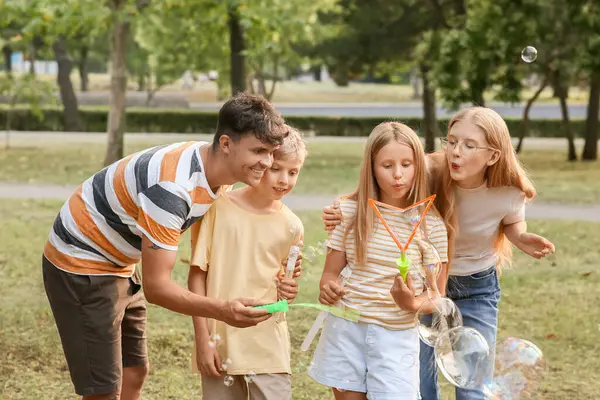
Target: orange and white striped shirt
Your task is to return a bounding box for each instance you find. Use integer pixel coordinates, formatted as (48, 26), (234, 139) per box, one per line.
(44, 141), (225, 277)
(326, 199), (449, 330)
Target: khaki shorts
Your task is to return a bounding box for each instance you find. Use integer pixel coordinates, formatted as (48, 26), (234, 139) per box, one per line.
(42, 256), (148, 396)
(201, 373), (291, 400)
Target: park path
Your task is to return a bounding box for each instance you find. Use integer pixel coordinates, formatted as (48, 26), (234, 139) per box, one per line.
(1, 181), (599, 222)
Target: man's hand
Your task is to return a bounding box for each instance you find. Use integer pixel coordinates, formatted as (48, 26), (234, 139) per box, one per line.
(195, 337), (223, 378)
(319, 280), (346, 305)
(220, 298), (272, 328)
(277, 278), (298, 303)
(390, 274), (417, 312)
(322, 201), (343, 232)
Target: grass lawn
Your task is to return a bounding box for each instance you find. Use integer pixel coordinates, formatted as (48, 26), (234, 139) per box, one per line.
(1, 199), (599, 399)
(0, 140), (598, 204)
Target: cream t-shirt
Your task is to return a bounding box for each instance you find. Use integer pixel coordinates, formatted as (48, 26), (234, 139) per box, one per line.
(190, 193), (304, 375)
(451, 182), (526, 276)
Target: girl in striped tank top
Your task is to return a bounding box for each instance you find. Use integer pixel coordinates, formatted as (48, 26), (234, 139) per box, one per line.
(308, 122), (449, 399)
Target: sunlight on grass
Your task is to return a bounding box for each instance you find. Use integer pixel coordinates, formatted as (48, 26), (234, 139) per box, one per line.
(0, 200), (599, 399)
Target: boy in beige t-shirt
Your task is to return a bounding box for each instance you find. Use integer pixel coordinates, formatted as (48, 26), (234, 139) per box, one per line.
(188, 128), (307, 400)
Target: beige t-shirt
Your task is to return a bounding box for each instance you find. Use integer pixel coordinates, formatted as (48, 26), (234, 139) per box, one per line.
(327, 199), (449, 330)
(190, 193), (304, 375)
(451, 182), (526, 276)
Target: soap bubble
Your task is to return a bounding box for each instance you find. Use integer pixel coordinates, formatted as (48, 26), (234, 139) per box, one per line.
(221, 362), (228, 371)
(224, 375), (234, 387)
(211, 333), (221, 343)
(207, 340), (216, 349)
(434, 326), (491, 389)
(224, 358), (232, 365)
(521, 46), (537, 63)
(408, 208), (421, 226)
(417, 296), (463, 347)
(244, 371), (256, 383)
(483, 338), (546, 399)
(415, 237), (443, 290)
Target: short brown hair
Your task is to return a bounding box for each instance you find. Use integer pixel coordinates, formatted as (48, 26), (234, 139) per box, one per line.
(274, 125), (307, 163)
(213, 92), (288, 149)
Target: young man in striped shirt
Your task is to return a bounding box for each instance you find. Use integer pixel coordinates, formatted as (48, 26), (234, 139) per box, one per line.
(41, 93), (293, 400)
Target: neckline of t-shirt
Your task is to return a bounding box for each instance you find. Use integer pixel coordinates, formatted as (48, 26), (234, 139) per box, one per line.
(221, 191), (285, 217)
(195, 143), (218, 199)
(455, 180), (488, 194)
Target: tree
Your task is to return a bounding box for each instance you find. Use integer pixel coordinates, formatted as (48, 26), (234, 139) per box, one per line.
(580, 1), (600, 161)
(0, 74), (54, 149)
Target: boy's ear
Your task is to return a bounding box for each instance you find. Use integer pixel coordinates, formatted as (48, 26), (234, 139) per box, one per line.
(219, 135), (233, 155)
(487, 149), (500, 166)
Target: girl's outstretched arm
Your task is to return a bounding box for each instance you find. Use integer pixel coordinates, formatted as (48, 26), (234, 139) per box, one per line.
(504, 221), (556, 259)
(318, 248), (348, 305)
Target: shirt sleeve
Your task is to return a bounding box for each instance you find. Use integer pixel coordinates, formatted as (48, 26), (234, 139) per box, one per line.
(190, 204), (217, 271)
(136, 181), (192, 251)
(422, 217), (449, 264)
(503, 192), (526, 225)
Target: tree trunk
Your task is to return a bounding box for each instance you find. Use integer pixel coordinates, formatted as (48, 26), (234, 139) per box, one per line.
(420, 62), (438, 153)
(516, 77), (548, 153)
(104, 6), (130, 166)
(557, 90), (577, 161)
(581, 72), (599, 161)
(312, 65), (322, 81)
(52, 36), (84, 132)
(228, 4), (246, 95)
(410, 68), (421, 99)
(2, 45), (12, 73)
(79, 46), (89, 92)
(29, 44), (36, 75)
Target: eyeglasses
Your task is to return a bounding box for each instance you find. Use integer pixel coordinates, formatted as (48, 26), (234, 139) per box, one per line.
(440, 137), (495, 157)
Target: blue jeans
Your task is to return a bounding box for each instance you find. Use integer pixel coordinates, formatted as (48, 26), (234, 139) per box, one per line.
(419, 265), (501, 400)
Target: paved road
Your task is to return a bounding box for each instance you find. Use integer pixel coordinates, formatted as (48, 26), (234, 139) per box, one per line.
(1, 182), (598, 222)
(190, 101), (591, 119)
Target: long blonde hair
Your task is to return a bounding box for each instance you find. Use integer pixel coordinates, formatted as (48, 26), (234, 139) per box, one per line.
(430, 107), (535, 270)
(345, 122), (433, 265)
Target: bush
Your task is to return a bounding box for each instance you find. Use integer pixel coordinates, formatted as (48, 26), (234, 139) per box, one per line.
(0, 106), (587, 138)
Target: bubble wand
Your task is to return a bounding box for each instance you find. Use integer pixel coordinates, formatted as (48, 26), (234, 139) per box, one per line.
(368, 195), (436, 280)
(300, 267), (352, 351)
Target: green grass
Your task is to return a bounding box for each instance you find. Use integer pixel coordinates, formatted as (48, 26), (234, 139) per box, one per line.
(1, 199), (599, 399)
(1, 140), (598, 204)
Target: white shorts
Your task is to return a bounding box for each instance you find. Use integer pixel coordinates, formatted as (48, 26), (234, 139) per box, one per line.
(308, 315), (420, 400)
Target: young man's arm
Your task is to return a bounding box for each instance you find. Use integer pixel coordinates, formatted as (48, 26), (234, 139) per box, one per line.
(188, 265), (223, 377)
(140, 236), (271, 328)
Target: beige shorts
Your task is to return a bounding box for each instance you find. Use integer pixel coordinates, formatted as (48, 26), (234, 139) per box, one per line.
(201, 373), (291, 400)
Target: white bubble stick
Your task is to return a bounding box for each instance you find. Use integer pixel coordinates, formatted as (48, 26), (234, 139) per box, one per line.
(301, 267), (352, 352)
(285, 245), (301, 278)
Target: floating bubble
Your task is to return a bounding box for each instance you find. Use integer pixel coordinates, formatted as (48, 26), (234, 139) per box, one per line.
(408, 208), (421, 226)
(207, 340), (216, 349)
(211, 333), (221, 343)
(221, 362), (228, 371)
(223, 375), (234, 387)
(483, 338), (546, 399)
(401, 353), (417, 368)
(417, 296), (463, 347)
(415, 237), (443, 289)
(224, 358), (232, 365)
(521, 46), (537, 63)
(244, 371), (256, 383)
(434, 326), (491, 389)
